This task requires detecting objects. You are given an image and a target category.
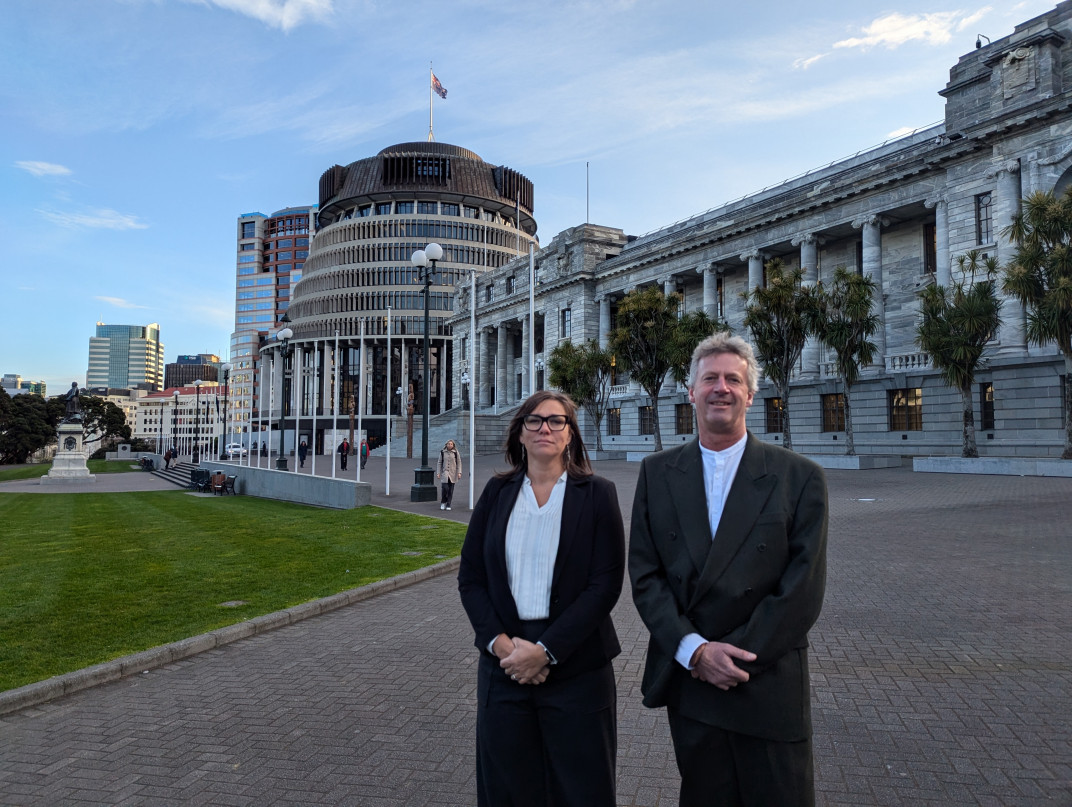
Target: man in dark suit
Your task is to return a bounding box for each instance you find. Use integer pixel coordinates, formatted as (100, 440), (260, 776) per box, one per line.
(629, 333), (828, 807)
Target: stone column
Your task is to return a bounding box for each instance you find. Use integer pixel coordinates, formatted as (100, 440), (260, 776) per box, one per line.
(925, 195), (951, 287)
(597, 296), (611, 348)
(740, 249), (766, 293)
(663, 275), (676, 298)
(993, 159), (1027, 352)
(852, 214), (889, 367)
(478, 326), (491, 407)
(793, 233), (822, 379)
(496, 324), (509, 407)
(699, 265), (717, 317)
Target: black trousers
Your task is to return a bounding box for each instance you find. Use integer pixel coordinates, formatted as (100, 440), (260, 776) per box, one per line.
(475, 637), (616, 806)
(667, 707), (814, 807)
(441, 480), (455, 506)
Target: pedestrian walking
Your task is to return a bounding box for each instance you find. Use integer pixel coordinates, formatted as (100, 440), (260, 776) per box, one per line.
(360, 438), (369, 470)
(338, 439), (349, 470)
(298, 440), (308, 468)
(163, 448), (172, 469)
(436, 439), (462, 510)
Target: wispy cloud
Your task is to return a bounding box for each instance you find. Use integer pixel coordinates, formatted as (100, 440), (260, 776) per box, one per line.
(182, 0), (334, 31)
(37, 208), (149, 230)
(16, 160), (72, 177)
(793, 53), (828, 70)
(95, 296), (151, 309)
(834, 9), (991, 50)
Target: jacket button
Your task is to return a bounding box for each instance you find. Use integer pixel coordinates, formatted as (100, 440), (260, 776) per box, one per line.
(669, 531), (677, 540)
(744, 587), (753, 595)
(757, 544), (766, 552)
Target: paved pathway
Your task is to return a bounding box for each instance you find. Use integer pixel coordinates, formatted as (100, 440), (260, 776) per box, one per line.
(1, 457), (1070, 805)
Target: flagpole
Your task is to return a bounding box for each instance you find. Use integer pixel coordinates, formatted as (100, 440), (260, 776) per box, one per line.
(293, 348), (301, 473)
(311, 341), (319, 477)
(392, 304), (396, 495)
(469, 268), (476, 510)
(331, 332), (338, 478)
(428, 63), (434, 142)
(357, 319), (365, 483)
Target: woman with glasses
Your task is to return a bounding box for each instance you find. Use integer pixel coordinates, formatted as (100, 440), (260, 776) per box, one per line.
(458, 390), (625, 806)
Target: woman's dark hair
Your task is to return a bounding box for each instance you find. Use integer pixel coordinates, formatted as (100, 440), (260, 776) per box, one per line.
(499, 390), (592, 478)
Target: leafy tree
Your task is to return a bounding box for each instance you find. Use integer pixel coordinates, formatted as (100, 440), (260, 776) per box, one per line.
(610, 287), (688, 452)
(80, 397), (132, 449)
(0, 392), (56, 464)
(742, 258), (818, 451)
(610, 287), (729, 451)
(548, 339), (613, 452)
(916, 250), (1002, 458)
(668, 309), (730, 386)
(805, 266), (878, 456)
(1002, 187), (1072, 458)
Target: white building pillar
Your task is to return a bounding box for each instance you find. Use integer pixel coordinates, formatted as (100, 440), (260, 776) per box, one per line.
(740, 249), (766, 293)
(521, 314), (531, 400)
(793, 233), (822, 379)
(993, 159), (1027, 352)
(479, 326), (492, 407)
(925, 195), (951, 287)
(597, 296), (611, 348)
(852, 214), (889, 368)
(497, 324), (509, 407)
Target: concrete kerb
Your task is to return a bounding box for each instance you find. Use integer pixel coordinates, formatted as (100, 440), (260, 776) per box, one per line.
(0, 556), (461, 717)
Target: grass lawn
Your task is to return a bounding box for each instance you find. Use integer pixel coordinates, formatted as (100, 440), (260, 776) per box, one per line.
(0, 491), (466, 691)
(0, 459), (143, 482)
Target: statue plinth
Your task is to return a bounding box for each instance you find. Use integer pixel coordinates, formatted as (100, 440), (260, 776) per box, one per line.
(42, 422), (96, 485)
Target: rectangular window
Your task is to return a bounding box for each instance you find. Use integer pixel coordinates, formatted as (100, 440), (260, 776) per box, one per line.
(765, 398), (785, 433)
(237, 291), (254, 299)
(821, 393), (846, 432)
(238, 255), (257, 263)
(417, 201), (437, 214)
(240, 243), (256, 251)
(358, 206), (372, 218)
(256, 276), (274, 285)
(675, 403), (693, 435)
(639, 405), (655, 435)
(855, 241), (864, 276)
(561, 308), (571, 339)
(277, 239), (293, 248)
(238, 266), (256, 275)
(464, 205), (479, 219)
(607, 407), (621, 436)
(506, 276), (514, 295)
(241, 222), (256, 238)
(376, 202), (392, 215)
(979, 382), (995, 431)
(238, 279), (255, 287)
(396, 201), (414, 214)
(976, 192), (993, 244)
(485, 285), (493, 303)
(888, 388), (923, 431)
(276, 251), (292, 261)
(716, 274), (725, 319)
(923, 222), (937, 275)
(441, 203), (459, 216)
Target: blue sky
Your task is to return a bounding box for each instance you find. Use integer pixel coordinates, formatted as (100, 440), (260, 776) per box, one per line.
(1, 0), (1056, 393)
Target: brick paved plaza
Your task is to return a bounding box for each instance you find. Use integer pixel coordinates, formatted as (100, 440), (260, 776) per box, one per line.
(0, 460), (1069, 806)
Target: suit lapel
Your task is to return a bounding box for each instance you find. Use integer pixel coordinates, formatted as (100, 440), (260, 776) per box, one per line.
(666, 441), (714, 575)
(487, 473), (525, 624)
(552, 475), (588, 585)
(690, 434), (777, 608)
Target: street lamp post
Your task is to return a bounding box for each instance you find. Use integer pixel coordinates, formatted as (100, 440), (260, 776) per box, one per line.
(274, 322), (294, 470)
(461, 368), (470, 409)
(192, 379), (203, 464)
(409, 242), (441, 501)
(220, 362), (232, 459)
(172, 390), (179, 458)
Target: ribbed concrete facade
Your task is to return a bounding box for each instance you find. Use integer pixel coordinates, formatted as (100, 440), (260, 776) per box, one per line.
(267, 142), (537, 451)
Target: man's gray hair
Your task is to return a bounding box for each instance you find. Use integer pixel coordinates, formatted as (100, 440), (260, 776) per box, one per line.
(688, 333), (760, 393)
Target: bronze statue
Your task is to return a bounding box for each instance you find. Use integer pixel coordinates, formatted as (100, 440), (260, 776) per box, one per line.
(63, 382), (84, 422)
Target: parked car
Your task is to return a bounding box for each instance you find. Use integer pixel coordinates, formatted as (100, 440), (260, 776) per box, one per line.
(224, 443), (248, 458)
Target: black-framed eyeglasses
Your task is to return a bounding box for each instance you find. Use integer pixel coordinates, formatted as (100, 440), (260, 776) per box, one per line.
(522, 414), (569, 431)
